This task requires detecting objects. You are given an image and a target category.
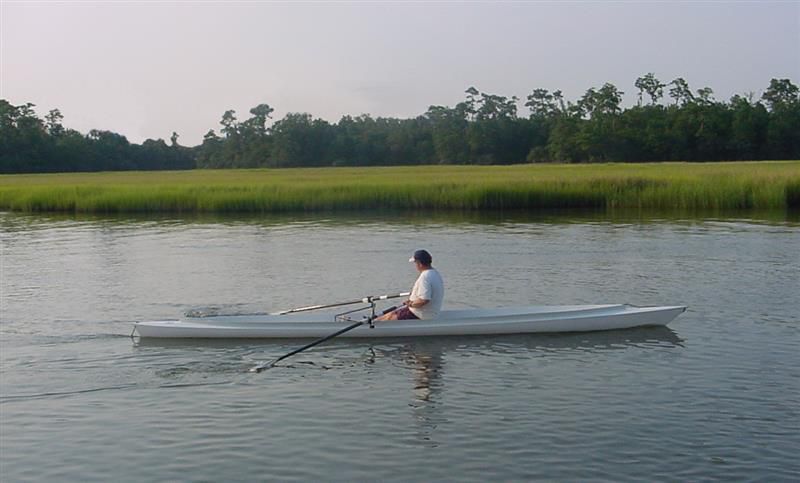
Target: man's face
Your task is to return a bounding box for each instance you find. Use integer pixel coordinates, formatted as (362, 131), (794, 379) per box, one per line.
(414, 260), (424, 272)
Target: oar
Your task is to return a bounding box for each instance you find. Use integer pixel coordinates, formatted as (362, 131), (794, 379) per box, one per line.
(272, 292), (410, 315)
(249, 291), (410, 372)
(250, 305), (400, 372)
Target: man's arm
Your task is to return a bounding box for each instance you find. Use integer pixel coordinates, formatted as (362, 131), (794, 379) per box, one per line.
(408, 274), (433, 308)
(406, 298), (429, 308)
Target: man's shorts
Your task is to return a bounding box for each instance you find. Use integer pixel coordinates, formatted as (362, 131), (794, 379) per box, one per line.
(394, 306), (419, 320)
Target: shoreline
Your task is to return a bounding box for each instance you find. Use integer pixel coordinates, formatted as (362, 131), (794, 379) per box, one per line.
(2, 162), (798, 213)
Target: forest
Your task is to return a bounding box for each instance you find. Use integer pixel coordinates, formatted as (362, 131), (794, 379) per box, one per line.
(1, 75), (798, 173)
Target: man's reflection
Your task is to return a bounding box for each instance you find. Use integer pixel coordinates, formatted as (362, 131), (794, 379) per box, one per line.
(374, 341), (446, 447)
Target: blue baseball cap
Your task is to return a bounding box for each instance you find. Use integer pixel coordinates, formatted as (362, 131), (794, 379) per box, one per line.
(409, 249), (432, 265)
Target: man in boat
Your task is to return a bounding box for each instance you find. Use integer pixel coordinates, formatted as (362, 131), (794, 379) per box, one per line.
(376, 249), (444, 321)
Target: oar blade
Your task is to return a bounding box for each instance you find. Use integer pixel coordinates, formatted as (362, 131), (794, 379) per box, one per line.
(249, 360), (277, 373)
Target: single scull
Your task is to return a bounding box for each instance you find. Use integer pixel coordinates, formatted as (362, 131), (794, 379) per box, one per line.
(134, 301), (686, 339)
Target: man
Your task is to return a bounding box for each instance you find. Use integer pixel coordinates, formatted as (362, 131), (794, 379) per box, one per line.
(377, 249), (444, 321)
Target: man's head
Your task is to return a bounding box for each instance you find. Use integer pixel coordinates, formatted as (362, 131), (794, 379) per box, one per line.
(409, 249), (432, 270)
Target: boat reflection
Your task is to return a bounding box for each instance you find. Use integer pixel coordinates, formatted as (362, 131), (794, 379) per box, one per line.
(132, 326), (684, 352)
(133, 326), (683, 448)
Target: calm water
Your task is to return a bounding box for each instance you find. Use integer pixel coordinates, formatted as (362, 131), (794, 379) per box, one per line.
(1, 211), (798, 482)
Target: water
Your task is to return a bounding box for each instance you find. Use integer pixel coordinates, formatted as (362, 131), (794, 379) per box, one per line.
(1, 211), (798, 482)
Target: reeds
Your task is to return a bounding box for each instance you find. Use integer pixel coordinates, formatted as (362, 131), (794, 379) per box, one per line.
(1, 162), (798, 213)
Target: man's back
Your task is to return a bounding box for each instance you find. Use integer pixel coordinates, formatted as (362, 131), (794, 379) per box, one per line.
(410, 268), (444, 320)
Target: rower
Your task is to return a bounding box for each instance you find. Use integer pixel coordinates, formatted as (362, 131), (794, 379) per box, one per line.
(376, 249), (444, 321)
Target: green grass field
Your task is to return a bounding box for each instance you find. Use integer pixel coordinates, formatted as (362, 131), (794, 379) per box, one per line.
(1, 162), (798, 213)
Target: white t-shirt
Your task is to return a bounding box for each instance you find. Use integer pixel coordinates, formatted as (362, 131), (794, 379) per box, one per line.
(409, 268), (444, 320)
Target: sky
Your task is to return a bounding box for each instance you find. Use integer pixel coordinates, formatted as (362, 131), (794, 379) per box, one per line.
(2, 1), (799, 146)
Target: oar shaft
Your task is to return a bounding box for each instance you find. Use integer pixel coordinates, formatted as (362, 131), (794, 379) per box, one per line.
(266, 320), (365, 368)
(275, 300), (363, 315)
(274, 292), (410, 315)
(251, 304), (400, 372)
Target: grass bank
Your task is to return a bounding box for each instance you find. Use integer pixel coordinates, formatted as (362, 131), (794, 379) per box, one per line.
(1, 162), (798, 213)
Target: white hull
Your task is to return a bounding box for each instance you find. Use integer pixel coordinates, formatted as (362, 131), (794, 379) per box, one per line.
(134, 304), (686, 339)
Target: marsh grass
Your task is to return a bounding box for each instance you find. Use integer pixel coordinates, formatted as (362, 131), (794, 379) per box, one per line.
(1, 162), (798, 213)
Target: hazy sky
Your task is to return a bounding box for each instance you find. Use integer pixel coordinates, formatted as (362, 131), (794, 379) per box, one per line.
(2, 1), (799, 145)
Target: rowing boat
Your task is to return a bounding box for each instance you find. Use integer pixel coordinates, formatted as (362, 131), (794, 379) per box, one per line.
(133, 304), (686, 339)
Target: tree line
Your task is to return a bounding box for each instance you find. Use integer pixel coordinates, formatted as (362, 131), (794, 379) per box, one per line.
(1, 75), (798, 173)
(0, 102), (195, 173)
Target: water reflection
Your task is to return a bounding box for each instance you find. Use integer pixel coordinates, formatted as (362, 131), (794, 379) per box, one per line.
(2, 207), (798, 233)
(131, 326), (684, 354)
(406, 346), (444, 447)
(372, 327), (682, 447)
(132, 326), (684, 449)
(369, 342), (446, 447)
